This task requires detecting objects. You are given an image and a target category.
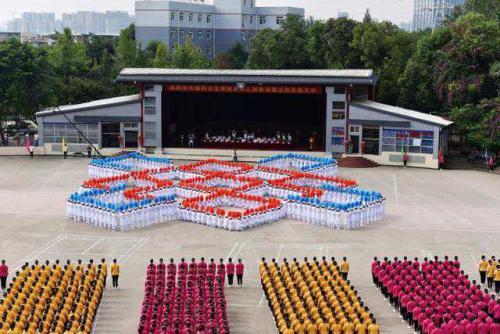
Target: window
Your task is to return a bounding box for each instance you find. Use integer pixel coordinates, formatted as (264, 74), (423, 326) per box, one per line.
(241, 31), (246, 42)
(334, 86), (346, 94)
(179, 13), (184, 21)
(124, 122), (138, 129)
(43, 123), (98, 144)
(259, 16), (266, 25)
(382, 129), (434, 154)
(179, 30), (185, 39)
(276, 16), (284, 25)
(332, 112), (345, 120)
(144, 97), (156, 115)
(144, 122), (156, 141)
(198, 14), (202, 23)
(198, 30), (203, 39)
(250, 15), (254, 24)
(189, 13), (193, 22)
(170, 12), (175, 21)
(332, 101), (345, 110)
(206, 31), (212, 40)
(251, 0), (254, 8)
(170, 29), (175, 38)
(207, 15), (211, 23)
(188, 31), (193, 39)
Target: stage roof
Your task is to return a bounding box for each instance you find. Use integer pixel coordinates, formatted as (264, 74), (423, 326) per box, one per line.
(116, 68), (378, 86)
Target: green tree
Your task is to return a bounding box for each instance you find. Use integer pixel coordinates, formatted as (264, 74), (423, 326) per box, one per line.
(279, 15), (310, 68)
(320, 18), (360, 69)
(116, 24), (138, 68)
(464, 0), (500, 20)
(214, 53), (232, 69)
(152, 42), (170, 68)
(247, 29), (284, 69)
(227, 42), (248, 69)
(170, 38), (209, 69)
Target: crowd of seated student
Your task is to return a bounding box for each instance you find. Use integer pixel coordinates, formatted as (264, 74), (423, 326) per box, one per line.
(202, 130), (293, 146)
(0, 259), (105, 334)
(372, 256), (500, 334)
(260, 256), (379, 334)
(138, 258), (230, 334)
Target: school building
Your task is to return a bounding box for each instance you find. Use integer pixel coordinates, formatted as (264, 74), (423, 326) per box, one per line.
(35, 68), (452, 169)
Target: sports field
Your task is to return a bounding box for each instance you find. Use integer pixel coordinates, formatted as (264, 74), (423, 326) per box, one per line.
(0, 156), (499, 333)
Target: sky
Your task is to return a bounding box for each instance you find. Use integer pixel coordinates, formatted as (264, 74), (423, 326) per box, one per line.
(0, 0), (414, 28)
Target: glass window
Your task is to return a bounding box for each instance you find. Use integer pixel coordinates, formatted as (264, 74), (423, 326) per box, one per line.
(206, 31), (212, 40)
(170, 30), (175, 38)
(382, 129), (434, 154)
(198, 31), (203, 39)
(179, 30), (185, 38)
(276, 16), (284, 25)
(189, 13), (193, 22)
(179, 13), (184, 21)
(259, 16), (266, 25)
(250, 15), (254, 24)
(207, 15), (211, 23)
(332, 101), (345, 110)
(170, 12), (175, 21)
(198, 14), (202, 23)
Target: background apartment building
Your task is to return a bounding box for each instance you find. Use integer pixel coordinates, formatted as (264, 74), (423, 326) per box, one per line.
(412, 0), (464, 31)
(135, 0), (304, 57)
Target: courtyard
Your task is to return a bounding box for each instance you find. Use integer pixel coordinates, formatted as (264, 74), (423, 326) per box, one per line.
(0, 156), (499, 333)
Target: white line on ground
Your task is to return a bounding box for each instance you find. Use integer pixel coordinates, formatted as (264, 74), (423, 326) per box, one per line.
(82, 239), (103, 255)
(225, 242), (239, 262)
(232, 242), (245, 260)
(119, 238), (149, 264)
(470, 254), (479, 268)
(10, 234), (66, 273)
(393, 175), (399, 209)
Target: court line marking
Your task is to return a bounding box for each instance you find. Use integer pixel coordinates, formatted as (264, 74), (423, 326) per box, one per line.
(12, 235), (66, 271)
(82, 239), (103, 255)
(470, 254), (479, 268)
(232, 242), (245, 260)
(393, 175), (399, 209)
(119, 238), (150, 264)
(225, 242), (239, 262)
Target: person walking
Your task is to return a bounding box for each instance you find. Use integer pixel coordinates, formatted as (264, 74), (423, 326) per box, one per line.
(479, 255), (488, 285)
(236, 258), (244, 287)
(226, 258), (235, 287)
(340, 257), (349, 281)
(62, 138), (69, 159)
(0, 260), (8, 291)
(111, 259), (120, 288)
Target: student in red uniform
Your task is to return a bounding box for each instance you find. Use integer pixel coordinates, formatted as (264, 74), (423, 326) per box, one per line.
(0, 259), (7, 290)
(226, 258), (235, 286)
(236, 258), (244, 287)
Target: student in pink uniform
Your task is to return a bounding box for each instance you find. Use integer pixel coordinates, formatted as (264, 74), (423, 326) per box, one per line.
(226, 258), (235, 286)
(0, 259), (7, 290)
(236, 258), (244, 287)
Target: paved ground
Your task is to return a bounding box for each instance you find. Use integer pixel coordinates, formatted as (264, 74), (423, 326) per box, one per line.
(0, 156), (499, 334)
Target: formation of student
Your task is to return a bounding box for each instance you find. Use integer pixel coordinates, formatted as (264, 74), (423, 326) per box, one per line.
(372, 256), (500, 334)
(0, 258), (110, 334)
(137, 257), (244, 334)
(260, 256), (379, 334)
(478, 256), (500, 293)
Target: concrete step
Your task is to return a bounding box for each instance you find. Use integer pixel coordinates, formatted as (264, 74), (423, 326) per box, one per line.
(338, 156), (380, 168)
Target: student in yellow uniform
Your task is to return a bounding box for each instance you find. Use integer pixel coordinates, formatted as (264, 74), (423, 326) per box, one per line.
(110, 259), (120, 288)
(495, 264), (500, 294)
(340, 257), (350, 280)
(486, 260), (495, 289)
(368, 320), (380, 334)
(479, 255), (488, 284)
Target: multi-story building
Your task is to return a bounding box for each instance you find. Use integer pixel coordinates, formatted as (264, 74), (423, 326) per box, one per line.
(337, 12), (349, 19)
(7, 19), (24, 33)
(412, 0), (464, 31)
(135, 0), (304, 57)
(105, 11), (134, 35)
(11, 12), (57, 35)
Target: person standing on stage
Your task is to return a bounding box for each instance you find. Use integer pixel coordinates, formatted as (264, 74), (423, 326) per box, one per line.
(340, 257), (350, 280)
(0, 260), (8, 291)
(111, 259), (120, 288)
(479, 255), (488, 284)
(236, 258), (244, 287)
(226, 258), (235, 287)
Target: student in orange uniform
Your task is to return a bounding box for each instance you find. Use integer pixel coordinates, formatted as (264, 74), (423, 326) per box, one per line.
(340, 257), (350, 280)
(111, 259), (120, 288)
(479, 255), (488, 284)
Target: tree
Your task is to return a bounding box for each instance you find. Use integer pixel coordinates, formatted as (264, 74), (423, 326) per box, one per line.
(246, 29), (285, 69)
(152, 42), (170, 68)
(363, 9), (372, 23)
(279, 15), (310, 68)
(320, 18), (360, 69)
(227, 43), (248, 69)
(306, 20), (327, 68)
(464, 0), (500, 20)
(170, 38), (209, 69)
(116, 24), (138, 69)
(433, 13), (499, 107)
(214, 53), (232, 69)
